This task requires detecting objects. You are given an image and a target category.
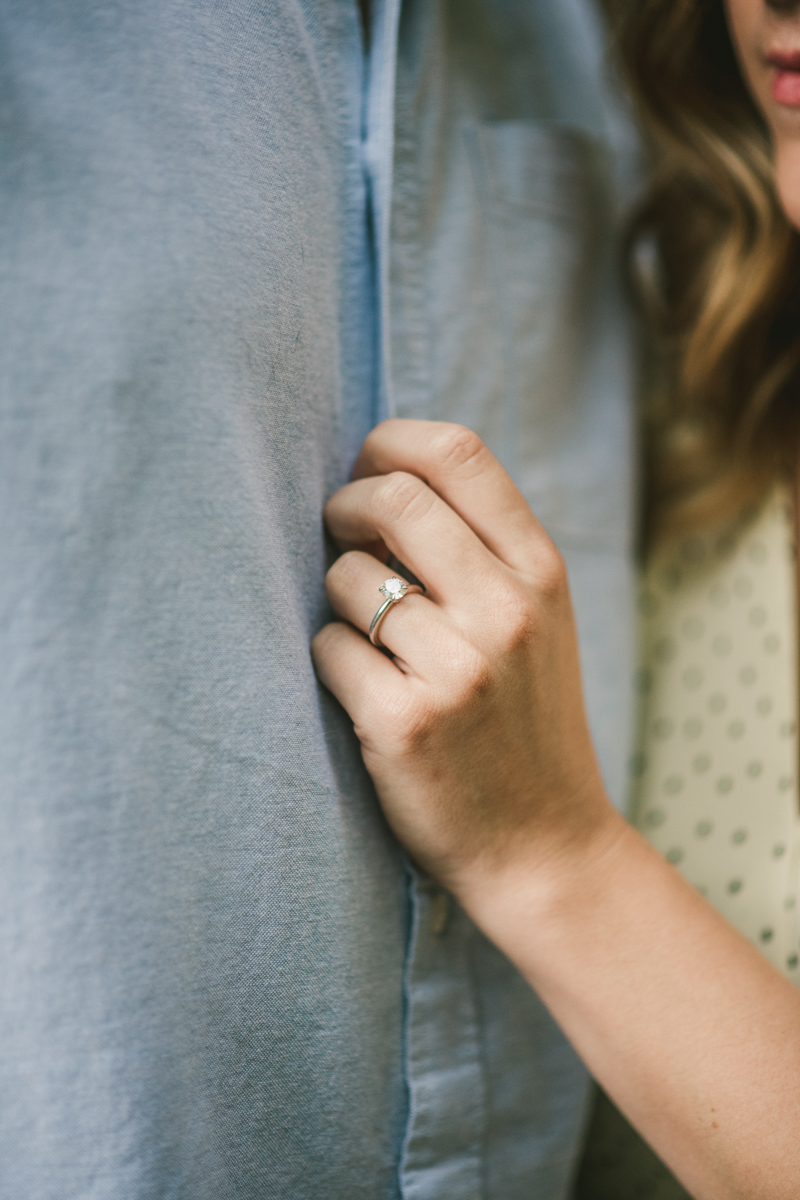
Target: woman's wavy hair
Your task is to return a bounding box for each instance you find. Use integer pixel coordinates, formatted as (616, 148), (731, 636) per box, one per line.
(603, 0), (800, 539)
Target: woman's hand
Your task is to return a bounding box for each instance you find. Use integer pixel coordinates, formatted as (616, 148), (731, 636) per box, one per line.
(311, 418), (617, 905)
(312, 420), (800, 1200)
(312, 418), (800, 1199)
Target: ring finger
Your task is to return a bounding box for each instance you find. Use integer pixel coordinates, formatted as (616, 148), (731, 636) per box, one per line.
(326, 550), (453, 675)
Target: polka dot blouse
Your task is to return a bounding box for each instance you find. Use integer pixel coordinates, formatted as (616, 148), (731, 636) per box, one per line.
(633, 486), (800, 980)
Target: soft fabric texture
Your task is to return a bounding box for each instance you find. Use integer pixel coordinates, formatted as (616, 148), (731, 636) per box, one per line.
(635, 486), (800, 976)
(0, 3), (635, 1197)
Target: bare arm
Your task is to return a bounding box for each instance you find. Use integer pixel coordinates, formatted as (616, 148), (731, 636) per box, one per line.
(468, 817), (800, 1200)
(311, 419), (800, 1200)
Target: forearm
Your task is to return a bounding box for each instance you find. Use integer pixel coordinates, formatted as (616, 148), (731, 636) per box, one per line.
(459, 810), (800, 1200)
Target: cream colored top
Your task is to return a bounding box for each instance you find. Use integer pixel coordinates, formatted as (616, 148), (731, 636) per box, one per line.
(633, 487), (800, 979)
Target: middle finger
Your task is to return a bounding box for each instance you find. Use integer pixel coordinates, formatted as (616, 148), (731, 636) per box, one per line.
(325, 471), (503, 610)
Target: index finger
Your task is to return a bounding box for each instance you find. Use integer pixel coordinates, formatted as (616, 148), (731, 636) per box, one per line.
(352, 420), (547, 574)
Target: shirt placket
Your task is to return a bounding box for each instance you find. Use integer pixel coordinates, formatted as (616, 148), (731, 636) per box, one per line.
(363, 5), (488, 1196)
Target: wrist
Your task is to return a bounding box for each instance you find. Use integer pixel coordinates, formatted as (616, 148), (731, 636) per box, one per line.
(450, 797), (630, 962)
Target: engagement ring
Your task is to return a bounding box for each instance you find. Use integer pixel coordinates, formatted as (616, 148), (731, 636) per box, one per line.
(369, 577), (420, 647)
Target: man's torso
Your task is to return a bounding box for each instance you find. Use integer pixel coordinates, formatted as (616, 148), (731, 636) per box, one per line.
(0, 3), (635, 1196)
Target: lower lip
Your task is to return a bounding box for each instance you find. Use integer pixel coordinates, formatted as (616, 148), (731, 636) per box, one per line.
(772, 69), (800, 105)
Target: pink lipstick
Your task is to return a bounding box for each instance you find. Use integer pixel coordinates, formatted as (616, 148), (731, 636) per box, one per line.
(768, 51), (800, 105)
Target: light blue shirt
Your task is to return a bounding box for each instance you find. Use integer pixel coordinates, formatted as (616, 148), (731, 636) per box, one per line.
(0, 2), (636, 1197)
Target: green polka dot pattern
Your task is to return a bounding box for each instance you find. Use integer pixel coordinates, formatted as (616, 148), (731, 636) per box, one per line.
(633, 487), (800, 980)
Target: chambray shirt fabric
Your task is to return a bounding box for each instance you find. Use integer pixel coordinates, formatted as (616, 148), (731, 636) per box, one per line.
(0, 3), (636, 1199)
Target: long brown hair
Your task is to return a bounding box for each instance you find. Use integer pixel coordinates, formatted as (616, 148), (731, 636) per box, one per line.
(603, 0), (800, 538)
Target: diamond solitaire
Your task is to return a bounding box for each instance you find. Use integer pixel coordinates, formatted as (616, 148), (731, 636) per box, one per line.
(369, 576), (421, 646)
(379, 577), (408, 602)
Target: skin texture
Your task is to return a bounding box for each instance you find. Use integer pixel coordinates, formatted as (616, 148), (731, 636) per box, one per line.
(311, 8), (800, 1196)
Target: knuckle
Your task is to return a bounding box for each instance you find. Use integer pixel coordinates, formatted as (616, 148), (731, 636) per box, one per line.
(460, 647), (495, 699)
(485, 578), (538, 650)
(430, 424), (487, 476)
(502, 602), (537, 652)
(534, 544), (569, 605)
(488, 548), (568, 651)
(402, 697), (441, 748)
(442, 643), (495, 706)
(374, 470), (431, 525)
(370, 690), (439, 756)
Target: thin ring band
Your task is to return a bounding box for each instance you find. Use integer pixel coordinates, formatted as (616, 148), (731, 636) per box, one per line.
(369, 576), (423, 647)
